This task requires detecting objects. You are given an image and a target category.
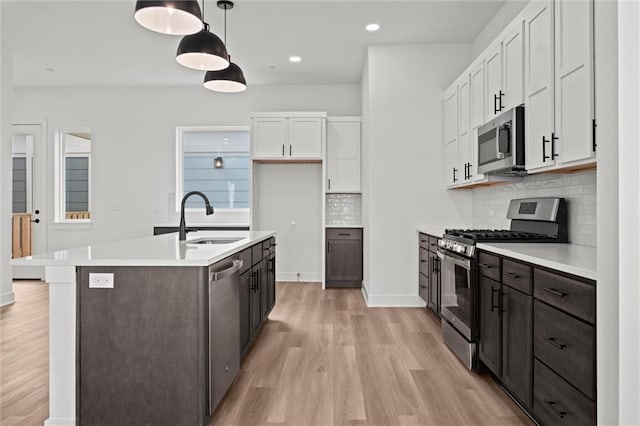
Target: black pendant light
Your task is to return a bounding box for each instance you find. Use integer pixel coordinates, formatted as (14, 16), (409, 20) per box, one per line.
(204, 1), (246, 92)
(176, 0), (229, 71)
(134, 1), (203, 36)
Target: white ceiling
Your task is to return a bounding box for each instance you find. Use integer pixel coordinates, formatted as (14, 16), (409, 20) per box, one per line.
(2, 0), (507, 87)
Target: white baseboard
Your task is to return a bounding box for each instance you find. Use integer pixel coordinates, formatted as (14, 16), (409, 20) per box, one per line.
(276, 272), (322, 282)
(363, 292), (426, 307)
(45, 417), (76, 426)
(0, 290), (15, 307)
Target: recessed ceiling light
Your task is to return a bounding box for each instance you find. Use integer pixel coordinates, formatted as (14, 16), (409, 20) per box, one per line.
(289, 56), (302, 63)
(45, 67), (55, 72)
(366, 23), (380, 32)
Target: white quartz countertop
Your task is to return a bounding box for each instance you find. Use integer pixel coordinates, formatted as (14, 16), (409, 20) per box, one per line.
(476, 242), (596, 281)
(325, 224), (363, 228)
(416, 226), (460, 238)
(10, 230), (276, 267)
(153, 222), (250, 228)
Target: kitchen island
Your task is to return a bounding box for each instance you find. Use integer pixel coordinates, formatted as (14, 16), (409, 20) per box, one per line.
(11, 230), (276, 426)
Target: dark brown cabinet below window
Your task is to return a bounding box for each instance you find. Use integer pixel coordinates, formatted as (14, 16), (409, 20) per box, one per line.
(326, 228), (363, 288)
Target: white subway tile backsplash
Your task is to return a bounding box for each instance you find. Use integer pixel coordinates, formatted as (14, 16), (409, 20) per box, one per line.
(326, 193), (362, 225)
(472, 170), (596, 247)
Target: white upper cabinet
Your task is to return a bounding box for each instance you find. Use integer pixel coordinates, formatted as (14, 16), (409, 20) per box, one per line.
(502, 20), (525, 110)
(470, 61), (486, 129)
(553, 0), (595, 165)
(484, 43), (503, 120)
(458, 74), (474, 183)
(251, 113), (325, 160)
(444, 137), (459, 187)
(326, 118), (361, 192)
(524, 0), (595, 173)
(443, 86), (458, 146)
(524, 0), (555, 171)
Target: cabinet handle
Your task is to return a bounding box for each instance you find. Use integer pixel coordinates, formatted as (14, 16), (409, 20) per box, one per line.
(504, 272), (520, 279)
(420, 259), (427, 263)
(551, 132), (559, 159)
(543, 287), (567, 297)
(493, 93), (499, 114)
(289, 145), (292, 156)
(436, 258), (441, 273)
(328, 178), (331, 190)
(327, 241), (330, 254)
(431, 257), (436, 273)
(453, 167), (458, 183)
(592, 119), (597, 151)
(490, 287), (500, 312)
(542, 136), (550, 162)
(338, 233), (351, 236)
(420, 285), (427, 289)
(479, 262), (492, 269)
(498, 90), (505, 111)
(544, 336), (567, 350)
(282, 144), (285, 156)
(429, 242), (437, 246)
(420, 239), (427, 243)
(543, 399), (567, 419)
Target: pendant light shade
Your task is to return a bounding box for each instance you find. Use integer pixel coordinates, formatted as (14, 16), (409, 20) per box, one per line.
(134, 1), (202, 35)
(176, 23), (229, 71)
(204, 62), (247, 92)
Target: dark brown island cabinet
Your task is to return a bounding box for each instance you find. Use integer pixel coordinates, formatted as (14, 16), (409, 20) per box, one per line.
(477, 249), (596, 426)
(418, 232), (441, 315)
(326, 227), (363, 288)
(76, 236), (276, 426)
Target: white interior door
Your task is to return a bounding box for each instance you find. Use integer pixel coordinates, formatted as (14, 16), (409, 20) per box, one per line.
(12, 123), (47, 280)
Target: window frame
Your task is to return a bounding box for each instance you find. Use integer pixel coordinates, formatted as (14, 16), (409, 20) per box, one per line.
(175, 125), (251, 213)
(54, 127), (92, 224)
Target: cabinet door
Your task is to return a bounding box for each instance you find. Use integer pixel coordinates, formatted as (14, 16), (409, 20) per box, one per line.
(443, 86), (458, 146)
(327, 121), (361, 192)
(326, 239), (363, 282)
(288, 117), (323, 158)
(503, 20), (525, 110)
(239, 270), (252, 356)
(485, 43), (503, 119)
(419, 272), (429, 304)
(267, 256), (276, 311)
(458, 75), (473, 181)
(252, 117), (286, 158)
(478, 275), (501, 375)
(470, 61), (486, 129)
(429, 253), (440, 314)
(502, 285), (533, 410)
(525, 0), (555, 171)
(250, 269), (262, 337)
(554, 0), (595, 165)
(444, 141), (459, 186)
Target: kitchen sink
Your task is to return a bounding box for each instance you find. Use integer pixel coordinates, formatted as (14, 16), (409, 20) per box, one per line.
(188, 237), (245, 245)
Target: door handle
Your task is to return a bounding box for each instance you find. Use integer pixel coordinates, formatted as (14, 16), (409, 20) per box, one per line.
(551, 132), (559, 159)
(542, 136), (550, 162)
(31, 218), (40, 224)
(328, 178), (331, 190)
(498, 90), (504, 111)
(453, 167), (458, 183)
(490, 287), (500, 312)
(282, 144), (285, 156)
(289, 145), (292, 156)
(493, 93), (499, 114)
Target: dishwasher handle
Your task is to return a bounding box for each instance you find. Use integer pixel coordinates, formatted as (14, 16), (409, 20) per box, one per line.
(210, 259), (243, 282)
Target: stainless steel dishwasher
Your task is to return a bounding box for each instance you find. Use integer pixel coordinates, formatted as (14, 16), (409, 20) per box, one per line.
(208, 258), (243, 415)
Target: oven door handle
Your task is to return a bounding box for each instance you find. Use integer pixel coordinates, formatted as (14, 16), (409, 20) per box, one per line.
(437, 249), (471, 270)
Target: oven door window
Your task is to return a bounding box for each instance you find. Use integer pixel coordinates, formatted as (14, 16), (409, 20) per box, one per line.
(498, 123), (512, 158)
(440, 254), (473, 340)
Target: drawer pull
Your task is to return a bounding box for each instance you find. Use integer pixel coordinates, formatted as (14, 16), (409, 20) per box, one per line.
(420, 259), (428, 263)
(430, 243), (437, 246)
(505, 272), (520, 279)
(338, 233), (351, 236)
(544, 336), (567, 350)
(420, 239), (427, 243)
(544, 287), (568, 297)
(420, 285), (427, 289)
(479, 263), (493, 269)
(490, 287), (500, 312)
(543, 399), (567, 419)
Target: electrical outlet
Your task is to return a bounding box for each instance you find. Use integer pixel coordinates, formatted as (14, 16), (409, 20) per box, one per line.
(89, 273), (114, 289)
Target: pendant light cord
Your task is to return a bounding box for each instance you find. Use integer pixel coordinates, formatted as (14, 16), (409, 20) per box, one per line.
(224, 4), (227, 44)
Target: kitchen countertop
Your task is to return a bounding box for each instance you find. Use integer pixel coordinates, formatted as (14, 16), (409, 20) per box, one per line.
(416, 226), (459, 238)
(10, 230), (276, 267)
(476, 242), (596, 281)
(153, 222), (250, 228)
(325, 224), (363, 228)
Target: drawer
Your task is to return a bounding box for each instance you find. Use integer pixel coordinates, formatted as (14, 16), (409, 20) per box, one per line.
(478, 252), (500, 281)
(419, 233), (430, 250)
(428, 235), (440, 252)
(327, 228), (363, 240)
(238, 248), (252, 275)
(251, 243), (264, 266)
(534, 269), (595, 323)
(533, 360), (595, 426)
(418, 271), (429, 303)
(534, 300), (595, 399)
(502, 259), (532, 295)
(419, 248), (430, 277)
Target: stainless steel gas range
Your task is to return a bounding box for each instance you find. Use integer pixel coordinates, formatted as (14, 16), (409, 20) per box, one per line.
(437, 197), (568, 369)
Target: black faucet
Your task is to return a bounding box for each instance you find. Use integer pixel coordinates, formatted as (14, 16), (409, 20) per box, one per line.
(179, 191), (214, 241)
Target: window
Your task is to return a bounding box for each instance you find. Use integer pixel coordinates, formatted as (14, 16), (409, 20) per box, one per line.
(11, 135), (32, 213)
(176, 126), (250, 211)
(55, 129), (92, 222)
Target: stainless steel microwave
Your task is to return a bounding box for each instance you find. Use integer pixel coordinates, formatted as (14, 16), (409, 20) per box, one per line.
(477, 105), (526, 175)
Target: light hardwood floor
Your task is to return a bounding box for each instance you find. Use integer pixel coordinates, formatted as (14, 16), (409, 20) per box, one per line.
(1, 281), (530, 426)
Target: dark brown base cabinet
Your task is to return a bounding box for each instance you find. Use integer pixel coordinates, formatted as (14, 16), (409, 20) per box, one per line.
(477, 250), (596, 426)
(77, 237), (276, 426)
(418, 233), (440, 315)
(326, 228), (363, 288)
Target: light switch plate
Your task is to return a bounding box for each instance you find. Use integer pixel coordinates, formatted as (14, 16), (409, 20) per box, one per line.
(89, 273), (114, 289)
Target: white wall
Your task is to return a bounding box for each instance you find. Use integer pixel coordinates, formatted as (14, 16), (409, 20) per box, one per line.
(471, 0), (530, 57)
(0, 8), (16, 306)
(361, 57), (371, 297)
(616, 1), (640, 423)
(362, 44), (473, 306)
(12, 84), (360, 252)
